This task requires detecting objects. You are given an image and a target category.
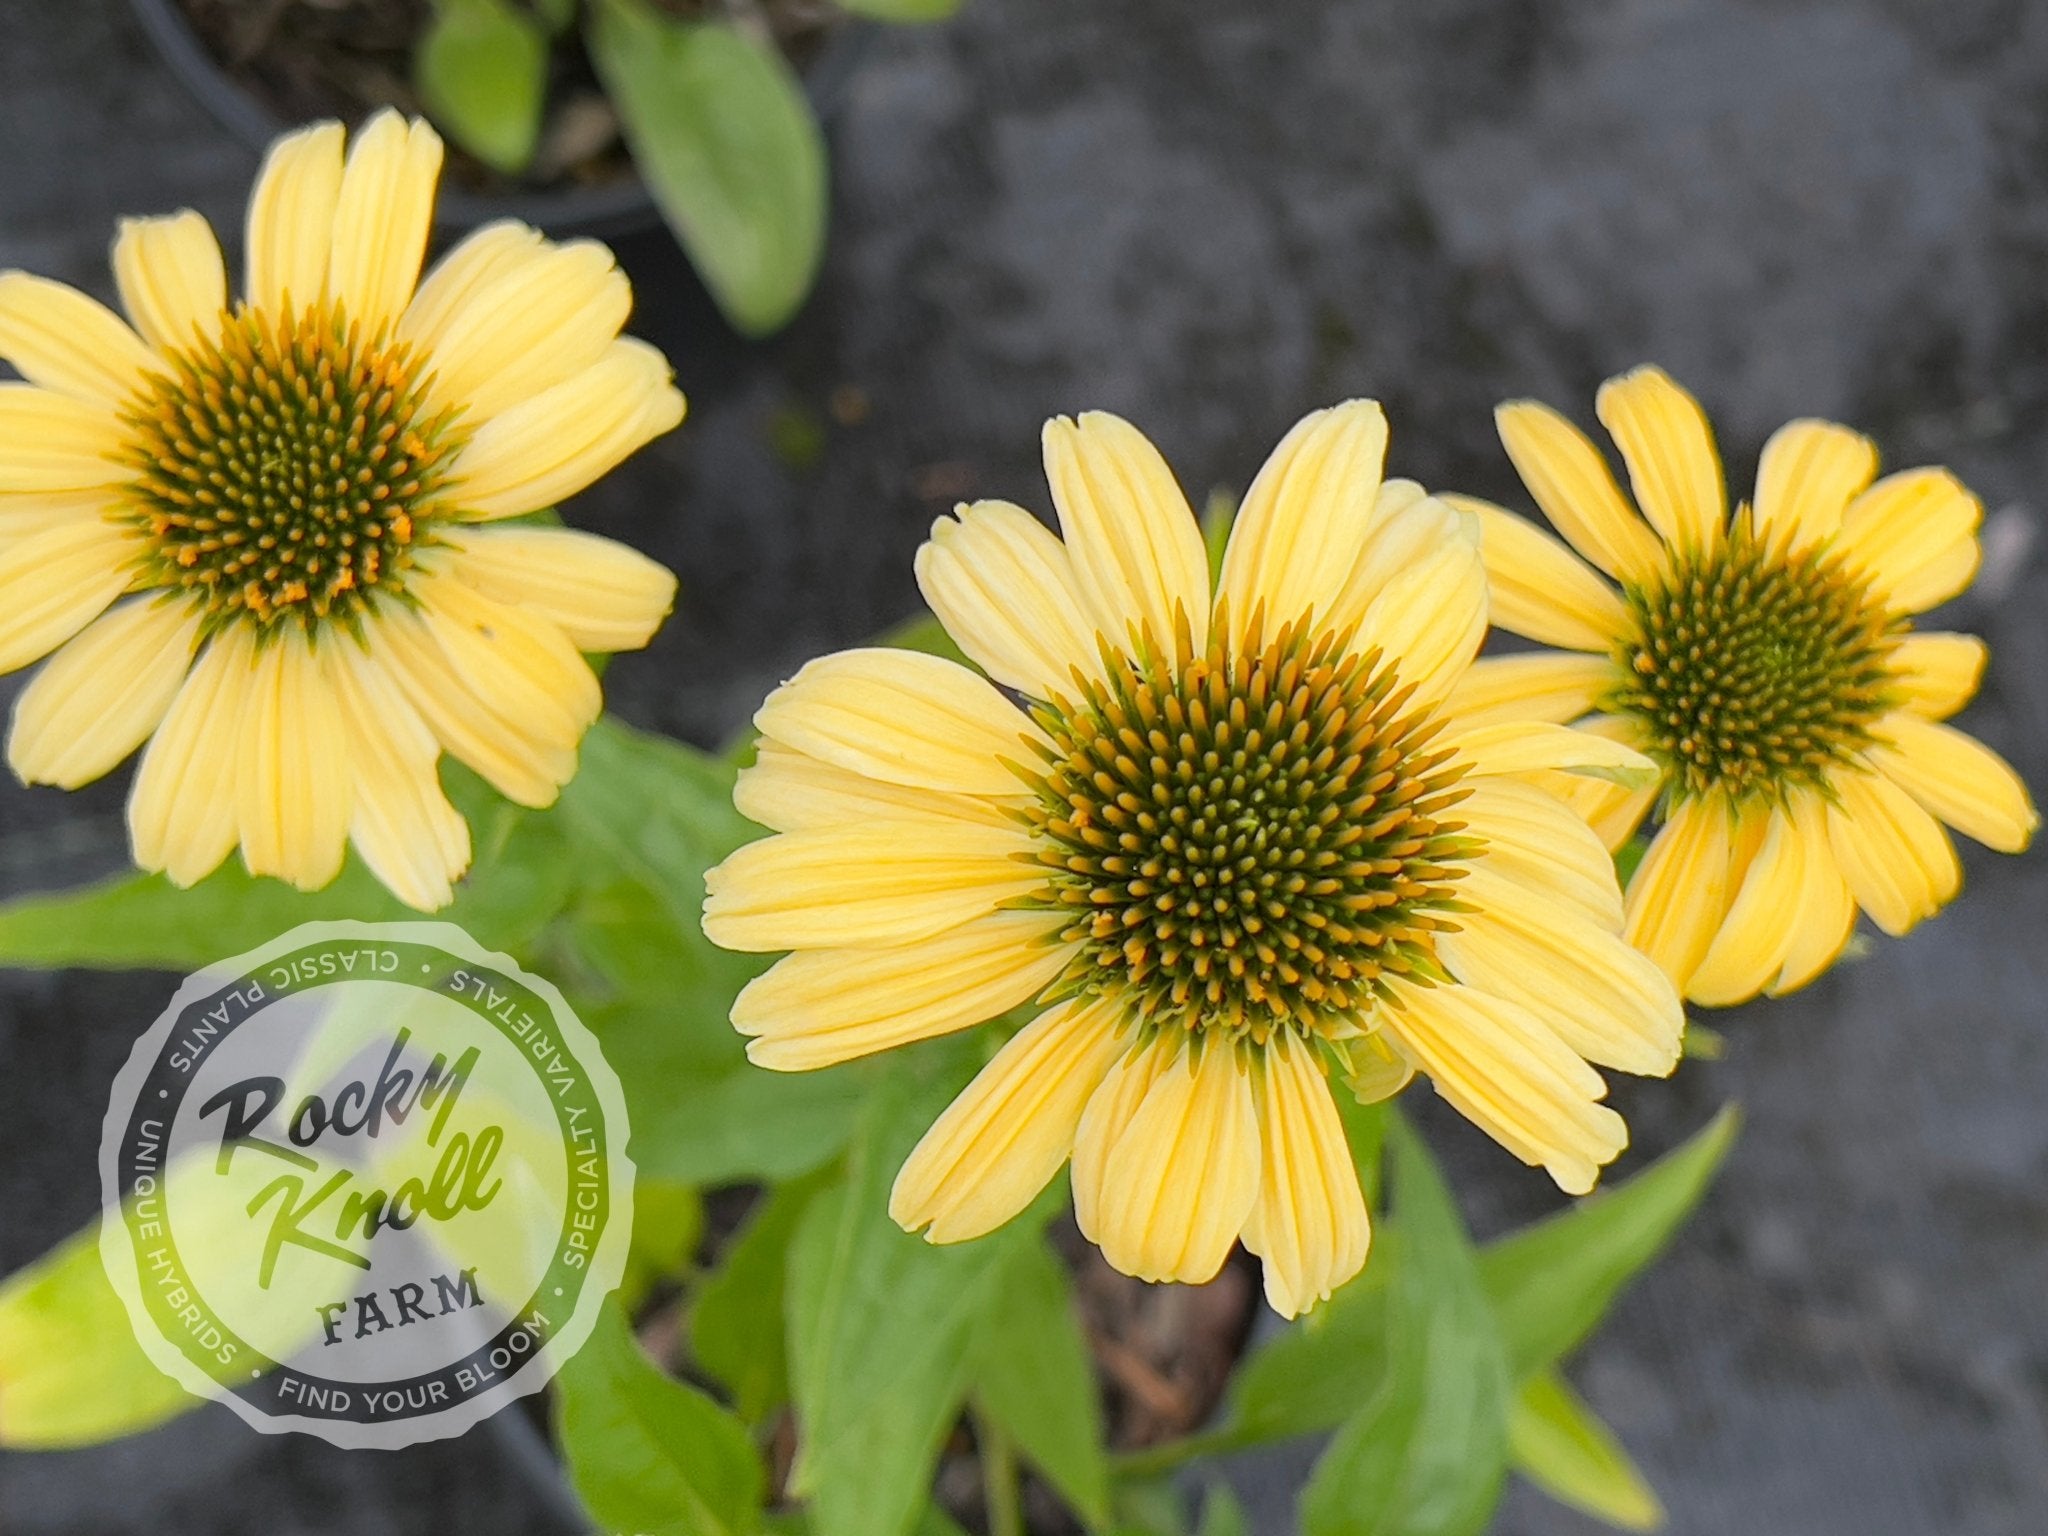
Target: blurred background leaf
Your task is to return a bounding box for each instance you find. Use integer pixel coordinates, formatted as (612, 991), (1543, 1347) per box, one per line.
(416, 0), (549, 175)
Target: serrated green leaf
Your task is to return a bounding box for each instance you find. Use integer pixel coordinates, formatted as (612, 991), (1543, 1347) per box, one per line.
(416, 0), (549, 174)
(837, 0), (963, 20)
(1480, 1107), (1738, 1381)
(1301, 1115), (1509, 1536)
(556, 1299), (765, 1536)
(590, 0), (826, 335)
(1510, 1369), (1663, 1531)
(694, 1172), (830, 1422)
(971, 1236), (1110, 1527)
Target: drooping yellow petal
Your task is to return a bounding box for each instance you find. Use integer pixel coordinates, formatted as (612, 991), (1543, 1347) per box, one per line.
(1215, 399), (1387, 648)
(1889, 632), (1986, 721)
(733, 908), (1071, 1070)
(243, 120), (345, 314)
(1771, 792), (1858, 993)
(1687, 805), (1808, 1007)
(701, 820), (1043, 952)
(1352, 499), (1487, 704)
(1240, 1033), (1370, 1319)
(890, 998), (1126, 1244)
(0, 273), (157, 409)
(914, 501), (1103, 698)
(1083, 1039), (1261, 1285)
(1442, 864), (1683, 1076)
(0, 517), (138, 673)
(235, 628), (349, 892)
(128, 628), (254, 887)
(440, 526), (676, 653)
(1379, 979), (1626, 1196)
(1622, 792), (1736, 990)
(1870, 714), (2038, 854)
(1071, 1035), (1176, 1238)
(112, 211), (228, 354)
(1594, 367), (1726, 559)
(447, 338), (684, 520)
(1441, 652), (1614, 733)
(325, 636), (470, 912)
(1042, 412), (1210, 651)
(1826, 764), (1960, 936)
(1838, 468), (1982, 615)
(1456, 778), (1626, 931)
(402, 231), (629, 422)
(8, 597), (200, 788)
(0, 386), (128, 493)
(735, 740), (1021, 835)
(1448, 719), (1659, 788)
(753, 647), (1039, 798)
(1494, 399), (1664, 584)
(1750, 418), (1878, 554)
(325, 111), (443, 334)
(1445, 494), (1630, 652)
(414, 575), (601, 748)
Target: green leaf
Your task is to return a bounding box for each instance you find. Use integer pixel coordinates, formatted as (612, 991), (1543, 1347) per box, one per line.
(556, 1299), (766, 1536)
(1480, 1107), (1738, 1381)
(784, 1044), (1024, 1536)
(0, 1225), (196, 1448)
(837, 0), (963, 20)
(1301, 1115), (1510, 1536)
(694, 1173), (829, 1423)
(1196, 1485), (1250, 1536)
(416, 0), (549, 175)
(1224, 1245), (1393, 1447)
(622, 1176), (705, 1310)
(971, 1236), (1111, 1527)
(1509, 1370), (1664, 1532)
(589, 0), (826, 335)
(877, 609), (970, 667)
(1200, 489), (1237, 586)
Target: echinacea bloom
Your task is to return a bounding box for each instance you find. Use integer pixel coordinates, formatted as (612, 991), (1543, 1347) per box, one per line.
(1453, 366), (2037, 1006)
(0, 111), (682, 910)
(703, 404), (1685, 1316)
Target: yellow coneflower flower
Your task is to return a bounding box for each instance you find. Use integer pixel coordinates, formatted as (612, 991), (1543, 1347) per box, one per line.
(0, 111), (683, 910)
(1452, 365), (2037, 1006)
(703, 405), (1684, 1317)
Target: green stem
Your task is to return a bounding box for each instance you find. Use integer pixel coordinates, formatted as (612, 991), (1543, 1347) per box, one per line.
(978, 1406), (1025, 1536)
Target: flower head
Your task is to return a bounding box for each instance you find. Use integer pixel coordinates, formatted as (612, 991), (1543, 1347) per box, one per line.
(0, 112), (683, 909)
(704, 405), (1684, 1316)
(1456, 366), (2037, 1005)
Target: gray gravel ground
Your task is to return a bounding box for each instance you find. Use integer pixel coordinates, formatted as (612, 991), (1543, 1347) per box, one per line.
(2, 0), (2046, 1531)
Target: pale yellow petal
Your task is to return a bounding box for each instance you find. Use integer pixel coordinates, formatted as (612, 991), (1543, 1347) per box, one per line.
(1341, 1030), (1414, 1104)
(0, 517), (138, 673)
(8, 597), (200, 788)
(1241, 1033), (1370, 1318)
(403, 232), (629, 421)
(447, 338), (684, 519)
(1826, 764), (1961, 936)
(244, 120), (346, 314)
(1379, 979), (1626, 1196)
(1042, 411), (1209, 651)
(0, 489), (120, 545)
(1494, 399), (1664, 584)
(326, 635), (470, 912)
(0, 386), (128, 492)
(235, 629), (349, 891)
(914, 500), (1103, 698)
(1353, 499), (1487, 703)
(442, 525), (676, 653)
(1216, 400), (1387, 647)
(734, 740), (1020, 835)
(1457, 777), (1626, 931)
(128, 628), (254, 886)
(1070, 1034), (1175, 1240)
(1594, 367), (1726, 558)
(1448, 719), (1659, 789)
(1622, 794), (1736, 990)
(1686, 806), (1808, 1007)
(396, 221), (541, 348)
(1445, 494), (1631, 652)
(112, 211), (228, 355)
(1750, 418), (1878, 554)
(1870, 713), (2037, 854)
(1085, 1039), (1260, 1285)
(1324, 492), (1466, 655)
(701, 819), (1043, 952)
(0, 273), (157, 408)
(1890, 632), (1986, 721)
(1441, 652), (1614, 733)
(1529, 714), (1662, 851)
(1839, 468), (1982, 615)
(891, 997), (1126, 1244)
(1771, 792), (1858, 993)
(325, 111), (444, 333)
(753, 646), (1039, 797)
(733, 908), (1070, 1070)
(414, 574), (602, 748)
(1441, 863), (1683, 1076)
